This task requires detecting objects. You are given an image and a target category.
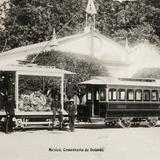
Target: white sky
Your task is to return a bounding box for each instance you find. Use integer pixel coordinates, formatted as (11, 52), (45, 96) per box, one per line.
(128, 42), (160, 76)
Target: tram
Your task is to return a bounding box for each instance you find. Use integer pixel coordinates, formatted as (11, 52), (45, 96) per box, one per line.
(77, 76), (160, 127)
(0, 64), (74, 129)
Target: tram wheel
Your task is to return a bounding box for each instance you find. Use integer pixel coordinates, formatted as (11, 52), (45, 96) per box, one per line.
(131, 122), (140, 127)
(119, 118), (132, 128)
(105, 121), (116, 128)
(146, 117), (158, 128)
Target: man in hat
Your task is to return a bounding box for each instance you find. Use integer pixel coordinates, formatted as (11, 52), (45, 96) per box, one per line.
(5, 94), (15, 133)
(50, 95), (63, 129)
(0, 73), (15, 133)
(67, 99), (77, 132)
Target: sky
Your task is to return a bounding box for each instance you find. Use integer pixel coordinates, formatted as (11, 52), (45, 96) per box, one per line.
(128, 42), (160, 76)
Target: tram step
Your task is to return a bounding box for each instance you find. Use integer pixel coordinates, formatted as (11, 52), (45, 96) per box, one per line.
(23, 125), (51, 129)
(22, 121), (52, 125)
(90, 117), (105, 123)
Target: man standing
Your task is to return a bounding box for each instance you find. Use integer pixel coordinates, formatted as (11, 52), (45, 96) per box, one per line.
(5, 94), (15, 133)
(50, 95), (63, 129)
(0, 73), (15, 133)
(67, 99), (76, 132)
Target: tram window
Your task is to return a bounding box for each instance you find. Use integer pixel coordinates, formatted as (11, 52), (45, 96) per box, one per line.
(143, 90), (150, 101)
(99, 88), (106, 101)
(118, 89), (125, 101)
(96, 91), (99, 100)
(87, 91), (92, 100)
(109, 90), (112, 100)
(81, 95), (86, 104)
(151, 90), (158, 101)
(108, 89), (117, 101)
(135, 89), (142, 101)
(127, 89), (134, 101)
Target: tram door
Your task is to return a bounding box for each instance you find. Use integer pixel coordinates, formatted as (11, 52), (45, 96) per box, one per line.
(87, 85), (106, 117)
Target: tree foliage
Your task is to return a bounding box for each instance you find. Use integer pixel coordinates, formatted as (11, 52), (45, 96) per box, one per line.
(0, 0), (87, 51)
(132, 68), (160, 79)
(25, 50), (108, 99)
(1, 0), (160, 51)
(26, 50), (108, 83)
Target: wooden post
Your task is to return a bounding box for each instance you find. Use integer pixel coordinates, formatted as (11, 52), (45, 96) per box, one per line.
(91, 87), (94, 117)
(61, 75), (64, 110)
(15, 72), (19, 112)
(90, 26), (94, 57)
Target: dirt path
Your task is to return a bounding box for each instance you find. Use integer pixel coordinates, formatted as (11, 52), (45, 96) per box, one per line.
(0, 126), (160, 160)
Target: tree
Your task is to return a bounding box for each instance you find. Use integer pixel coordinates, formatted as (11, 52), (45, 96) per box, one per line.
(0, 0), (87, 51)
(1, 0), (160, 52)
(132, 68), (160, 79)
(0, 1), (9, 51)
(26, 50), (108, 82)
(25, 50), (108, 101)
(109, 0), (160, 46)
(112, 22), (160, 46)
(146, 0), (160, 9)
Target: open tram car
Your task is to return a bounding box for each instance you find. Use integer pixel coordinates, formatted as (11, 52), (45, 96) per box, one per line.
(77, 77), (160, 127)
(0, 64), (74, 129)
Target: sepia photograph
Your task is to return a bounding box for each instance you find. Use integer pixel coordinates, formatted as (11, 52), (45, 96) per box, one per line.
(0, 0), (160, 160)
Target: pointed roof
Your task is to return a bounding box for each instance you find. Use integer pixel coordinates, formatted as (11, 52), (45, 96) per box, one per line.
(0, 30), (129, 66)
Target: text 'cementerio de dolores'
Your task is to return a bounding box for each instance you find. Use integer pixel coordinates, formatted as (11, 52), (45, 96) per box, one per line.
(49, 147), (104, 152)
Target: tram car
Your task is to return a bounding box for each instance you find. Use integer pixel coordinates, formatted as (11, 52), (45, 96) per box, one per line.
(0, 64), (74, 129)
(77, 76), (160, 127)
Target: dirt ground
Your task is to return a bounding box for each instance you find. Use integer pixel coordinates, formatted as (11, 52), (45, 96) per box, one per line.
(0, 124), (160, 160)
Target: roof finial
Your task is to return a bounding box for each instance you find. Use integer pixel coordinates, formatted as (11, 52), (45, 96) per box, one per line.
(50, 28), (58, 47)
(85, 0), (97, 32)
(86, 0), (97, 15)
(52, 28), (56, 39)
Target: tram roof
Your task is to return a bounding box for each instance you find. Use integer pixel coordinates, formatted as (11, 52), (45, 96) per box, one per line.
(80, 77), (160, 87)
(0, 64), (75, 76)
